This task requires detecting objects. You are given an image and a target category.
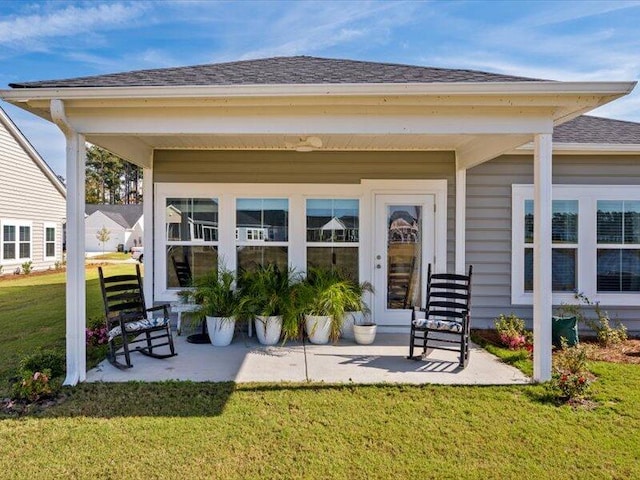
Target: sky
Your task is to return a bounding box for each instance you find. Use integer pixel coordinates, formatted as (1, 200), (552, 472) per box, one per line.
(1, 0), (639, 177)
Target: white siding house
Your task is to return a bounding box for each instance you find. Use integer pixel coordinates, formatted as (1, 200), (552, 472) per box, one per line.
(0, 107), (65, 274)
(85, 204), (143, 252)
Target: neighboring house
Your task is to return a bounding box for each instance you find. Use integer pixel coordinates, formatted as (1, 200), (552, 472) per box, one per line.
(0, 107), (65, 274)
(3, 56), (639, 383)
(85, 204), (143, 252)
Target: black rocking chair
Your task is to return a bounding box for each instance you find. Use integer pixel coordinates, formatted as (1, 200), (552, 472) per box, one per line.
(99, 264), (177, 369)
(408, 264), (473, 368)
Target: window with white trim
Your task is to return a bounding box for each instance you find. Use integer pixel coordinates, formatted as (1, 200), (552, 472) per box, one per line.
(1, 221), (32, 262)
(3, 224), (16, 260)
(165, 198), (219, 289)
(306, 198), (359, 280)
(44, 224), (56, 259)
(512, 185), (640, 306)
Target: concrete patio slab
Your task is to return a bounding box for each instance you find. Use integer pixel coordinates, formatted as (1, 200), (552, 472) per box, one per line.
(86, 333), (530, 385)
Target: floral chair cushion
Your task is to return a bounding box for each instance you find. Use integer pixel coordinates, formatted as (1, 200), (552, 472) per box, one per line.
(412, 317), (463, 333)
(108, 316), (170, 341)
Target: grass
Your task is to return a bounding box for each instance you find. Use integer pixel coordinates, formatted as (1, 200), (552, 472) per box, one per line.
(89, 252), (131, 261)
(1, 270), (639, 478)
(0, 264), (133, 385)
(471, 331), (534, 376)
(0, 365), (639, 479)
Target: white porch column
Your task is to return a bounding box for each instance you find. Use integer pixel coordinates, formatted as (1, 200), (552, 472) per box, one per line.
(533, 133), (553, 382)
(142, 165), (153, 305)
(64, 132), (87, 385)
(455, 164), (467, 274)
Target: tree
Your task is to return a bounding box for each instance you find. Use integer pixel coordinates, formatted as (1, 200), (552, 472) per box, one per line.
(85, 144), (143, 204)
(96, 226), (111, 254)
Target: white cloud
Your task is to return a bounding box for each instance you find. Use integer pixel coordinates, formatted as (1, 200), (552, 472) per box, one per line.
(239, 1), (418, 59)
(0, 2), (149, 45)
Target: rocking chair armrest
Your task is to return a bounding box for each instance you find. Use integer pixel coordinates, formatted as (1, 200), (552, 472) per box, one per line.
(146, 303), (171, 319)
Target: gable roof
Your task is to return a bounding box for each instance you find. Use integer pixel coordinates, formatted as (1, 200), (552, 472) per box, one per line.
(0, 106), (66, 197)
(553, 115), (640, 145)
(86, 204), (143, 229)
(8, 56), (545, 89)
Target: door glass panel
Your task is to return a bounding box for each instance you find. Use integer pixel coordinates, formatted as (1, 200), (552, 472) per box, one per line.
(387, 205), (421, 309)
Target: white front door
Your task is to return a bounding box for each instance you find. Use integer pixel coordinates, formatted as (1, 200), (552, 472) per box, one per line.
(373, 194), (435, 326)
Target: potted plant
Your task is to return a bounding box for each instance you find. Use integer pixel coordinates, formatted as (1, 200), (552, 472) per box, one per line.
(296, 267), (361, 344)
(238, 265), (300, 345)
(340, 278), (374, 341)
(192, 267), (239, 347)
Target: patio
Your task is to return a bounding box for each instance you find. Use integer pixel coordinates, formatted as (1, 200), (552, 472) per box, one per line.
(86, 332), (529, 385)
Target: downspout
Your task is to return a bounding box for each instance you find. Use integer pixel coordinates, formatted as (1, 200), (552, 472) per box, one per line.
(455, 154), (467, 274)
(51, 99), (87, 386)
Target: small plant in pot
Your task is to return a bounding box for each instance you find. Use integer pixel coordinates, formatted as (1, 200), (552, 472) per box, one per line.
(296, 267), (361, 344)
(192, 267), (239, 347)
(238, 264), (300, 345)
(341, 277), (374, 341)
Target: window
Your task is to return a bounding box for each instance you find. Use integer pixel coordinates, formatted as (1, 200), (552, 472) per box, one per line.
(512, 185), (640, 305)
(523, 200), (578, 292)
(306, 199), (359, 280)
(44, 224), (56, 258)
(19, 226), (30, 258)
(3, 225), (16, 260)
(165, 198), (219, 289)
(1, 221), (31, 262)
(236, 198), (288, 272)
(596, 201), (640, 292)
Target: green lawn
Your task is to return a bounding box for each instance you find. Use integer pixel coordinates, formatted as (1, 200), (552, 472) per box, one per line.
(0, 264), (133, 384)
(89, 252), (132, 261)
(0, 269), (639, 478)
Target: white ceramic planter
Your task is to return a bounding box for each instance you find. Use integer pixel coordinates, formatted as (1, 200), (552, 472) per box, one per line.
(340, 311), (364, 340)
(353, 323), (377, 345)
(255, 315), (283, 345)
(206, 316), (236, 346)
(305, 315), (332, 344)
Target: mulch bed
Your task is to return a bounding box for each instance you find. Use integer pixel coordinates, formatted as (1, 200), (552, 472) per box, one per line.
(473, 329), (640, 364)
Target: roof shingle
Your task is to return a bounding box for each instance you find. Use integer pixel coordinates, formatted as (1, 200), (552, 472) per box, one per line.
(554, 115), (640, 144)
(9, 56), (545, 89)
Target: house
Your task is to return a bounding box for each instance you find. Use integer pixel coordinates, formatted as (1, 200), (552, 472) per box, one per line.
(85, 204), (143, 252)
(2, 56), (638, 385)
(0, 107), (65, 274)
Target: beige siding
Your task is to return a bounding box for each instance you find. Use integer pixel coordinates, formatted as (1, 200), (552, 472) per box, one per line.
(155, 150), (457, 271)
(0, 122), (66, 272)
(467, 154), (640, 332)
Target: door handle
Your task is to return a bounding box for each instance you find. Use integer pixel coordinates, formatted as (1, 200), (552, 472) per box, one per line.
(376, 264), (382, 269)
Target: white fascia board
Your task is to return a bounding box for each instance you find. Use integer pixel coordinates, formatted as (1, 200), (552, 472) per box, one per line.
(0, 81), (635, 101)
(513, 142), (640, 155)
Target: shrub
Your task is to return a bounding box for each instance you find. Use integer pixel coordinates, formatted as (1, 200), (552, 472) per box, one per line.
(550, 339), (592, 402)
(12, 369), (59, 402)
(86, 317), (109, 347)
(21, 261), (33, 274)
(558, 292), (627, 347)
(19, 350), (66, 379)
(494, 313), (528, 349)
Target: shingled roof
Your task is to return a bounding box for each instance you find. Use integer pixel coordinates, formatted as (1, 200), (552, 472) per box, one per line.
(86, 204), (143, 229)
(8, 56), (545, 89)
(554, 115), (640, 144)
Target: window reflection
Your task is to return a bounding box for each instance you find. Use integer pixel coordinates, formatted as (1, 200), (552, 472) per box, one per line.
(237, 198), (288, 242)
(166, 198), (219, 242)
